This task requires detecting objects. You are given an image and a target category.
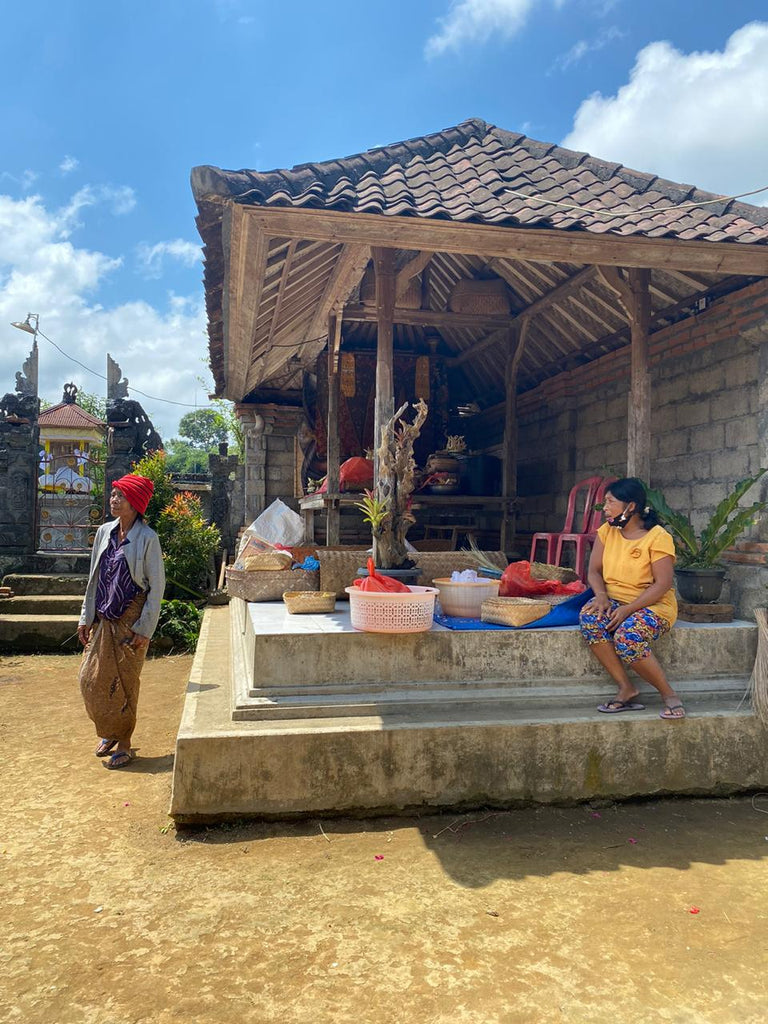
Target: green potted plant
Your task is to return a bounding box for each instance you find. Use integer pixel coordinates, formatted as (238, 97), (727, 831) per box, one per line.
(645, 470), (767, 603)
(355, 398), (428, 583)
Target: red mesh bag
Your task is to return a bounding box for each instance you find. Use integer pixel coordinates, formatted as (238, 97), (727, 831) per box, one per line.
(352, 557), (411, 593)
(499, 560), (586, 598)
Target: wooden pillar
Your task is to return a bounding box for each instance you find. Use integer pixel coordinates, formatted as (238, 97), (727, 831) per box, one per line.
(627, 268), (651, 482)
(501, 319), (528, 551)
(325, 312), (342, 546)
(372, 247), (396, 478)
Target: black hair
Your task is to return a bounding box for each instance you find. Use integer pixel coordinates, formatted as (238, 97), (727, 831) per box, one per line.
(605, 477), (660, 529)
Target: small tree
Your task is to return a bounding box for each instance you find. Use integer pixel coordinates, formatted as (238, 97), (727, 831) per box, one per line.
(178, 409), (229, 452)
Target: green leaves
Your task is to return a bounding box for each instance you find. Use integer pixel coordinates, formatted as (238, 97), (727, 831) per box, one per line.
(643, 470), (767, 567)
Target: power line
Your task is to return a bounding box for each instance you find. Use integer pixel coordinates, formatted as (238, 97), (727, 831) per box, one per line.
(37, 329), (211, 409)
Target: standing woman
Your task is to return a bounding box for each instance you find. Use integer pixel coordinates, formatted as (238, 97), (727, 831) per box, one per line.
(78, 474), (165, 768)
(579, 477), (684, 719)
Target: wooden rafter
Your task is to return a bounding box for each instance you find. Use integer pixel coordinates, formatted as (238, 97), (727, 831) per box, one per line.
(395, 251), (433, 301)
(266, 239), (297, 344)
(222, 204), (268, 400)
(342, 305), (517, 330)
(300, 242), (371, 348)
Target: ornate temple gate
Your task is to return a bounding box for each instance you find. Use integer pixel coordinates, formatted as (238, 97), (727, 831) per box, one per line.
(37, 450), (106, 552)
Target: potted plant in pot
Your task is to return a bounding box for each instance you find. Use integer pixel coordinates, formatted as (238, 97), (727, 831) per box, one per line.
(355, 398), (428, 584)
(645, 470), (767, 603)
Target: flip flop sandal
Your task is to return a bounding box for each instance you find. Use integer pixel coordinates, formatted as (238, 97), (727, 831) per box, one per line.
(659, 702), (686, 720)
(597, 699), (646, 714)
(104, 750), (133, 770)
(95, 738), (118, 757)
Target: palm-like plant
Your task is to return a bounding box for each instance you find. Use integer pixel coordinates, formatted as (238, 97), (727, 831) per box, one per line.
(644, 469), (767, 568)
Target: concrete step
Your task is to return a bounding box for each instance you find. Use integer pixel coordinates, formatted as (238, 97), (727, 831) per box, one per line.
(26, 552), (92, 574)
(234, 677), (749, 720)
(1, 574), (89, 596)
(0, 614), (80, 653)
(1, 594), (84, 615)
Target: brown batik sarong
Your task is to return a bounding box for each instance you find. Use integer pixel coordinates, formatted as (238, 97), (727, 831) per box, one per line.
(79, 593), (148, 744)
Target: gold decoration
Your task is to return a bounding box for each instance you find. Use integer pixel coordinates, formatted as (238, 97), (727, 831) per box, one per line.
(445, 435), (467, 454)
(415, 356), (430, 400)
(341, 352), (356, 397)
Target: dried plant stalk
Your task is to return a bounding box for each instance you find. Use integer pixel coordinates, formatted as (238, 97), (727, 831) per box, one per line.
(373, 398), (428, 569)
(748, 607), (768, 724)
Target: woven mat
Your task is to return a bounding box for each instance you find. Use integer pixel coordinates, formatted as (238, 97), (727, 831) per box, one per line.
(316, 550), (369, 599)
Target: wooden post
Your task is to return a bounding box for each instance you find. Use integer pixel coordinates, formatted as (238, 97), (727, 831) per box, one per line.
(627, 268), (651, 482)
(500, 319), (529, 551)
(372, 247), (396, 479)
(325, 312), (342, 546)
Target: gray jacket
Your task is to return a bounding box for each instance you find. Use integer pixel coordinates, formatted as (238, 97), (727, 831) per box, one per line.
(79, 518), (165, 638)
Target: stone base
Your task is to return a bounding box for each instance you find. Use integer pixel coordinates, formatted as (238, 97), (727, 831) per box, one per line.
(170, 604), (764, 822)
(678, 601), (734, 623)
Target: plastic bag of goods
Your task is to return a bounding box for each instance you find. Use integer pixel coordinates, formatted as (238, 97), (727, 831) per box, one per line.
(249, 499), (305, 548)
(499, 560), (585, 598)
(234, 532), (293, 571)
(352, 557), (411, 593)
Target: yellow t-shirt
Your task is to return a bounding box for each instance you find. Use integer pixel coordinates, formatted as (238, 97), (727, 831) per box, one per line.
(596, 522), (678, 626)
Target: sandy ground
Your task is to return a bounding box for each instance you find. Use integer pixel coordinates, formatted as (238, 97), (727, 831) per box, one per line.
(2, 654), (768, 1024)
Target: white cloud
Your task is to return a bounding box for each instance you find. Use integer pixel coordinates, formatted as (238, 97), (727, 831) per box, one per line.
(59, 155), (79, 174)
(562, 21), (768, 201)
(0, 191), (208, 441)
(425, 0), (536, 58)
(550, 25), (624, 73)
(136, 239), (202, 279)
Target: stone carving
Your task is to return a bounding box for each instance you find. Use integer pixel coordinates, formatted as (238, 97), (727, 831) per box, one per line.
(1, 341), (39, 424)
(107, 354), (129, 400)
(62, 382), (78, 405)
(106, 397), (163, 456)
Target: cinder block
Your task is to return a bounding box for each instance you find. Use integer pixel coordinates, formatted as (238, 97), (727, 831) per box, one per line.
(676, 400), (711, 427)
(711, 450), (750, 480)
(711, 390), (746, 422)
(725, 418), (758, 448)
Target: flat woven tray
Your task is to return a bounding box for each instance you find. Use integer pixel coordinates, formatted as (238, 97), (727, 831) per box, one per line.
(283, 590), (337, 614)
(481, 596), (551, 627)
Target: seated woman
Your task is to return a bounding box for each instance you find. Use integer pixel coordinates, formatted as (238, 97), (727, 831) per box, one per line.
(579, 477), (684, 719)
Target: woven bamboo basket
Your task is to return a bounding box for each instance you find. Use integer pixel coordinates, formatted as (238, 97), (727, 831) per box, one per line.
(240, 551), (293, 571)
(448, 278), (511, 315)
(317, 550), (369, 599)
(413, 551), (507, 588)
(226, 567), (319, 602)
(481, 596), (551, 627)
(283, 590), (337, 614)
(529, 562), (579, 583)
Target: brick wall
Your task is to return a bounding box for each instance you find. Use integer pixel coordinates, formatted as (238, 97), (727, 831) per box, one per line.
(470, 278), (768, 614)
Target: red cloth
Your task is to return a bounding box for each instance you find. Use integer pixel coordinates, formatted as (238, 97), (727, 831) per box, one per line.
(352, 557), (411, 593)
(112, 474), (154, 516)
(318, 457), (374, 494)
(499, 560), (586, 598)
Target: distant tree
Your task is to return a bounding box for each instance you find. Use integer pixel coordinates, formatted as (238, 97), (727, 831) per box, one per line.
(177, 409), (229, 452)
(164, 438), (210, 475)
(76, 390), (107, 420)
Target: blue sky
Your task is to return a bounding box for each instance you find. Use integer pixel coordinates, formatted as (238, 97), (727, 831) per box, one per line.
(1, 0), (767, 439)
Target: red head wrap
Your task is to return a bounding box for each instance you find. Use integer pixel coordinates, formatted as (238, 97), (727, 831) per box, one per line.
(112, 474), (154, 516)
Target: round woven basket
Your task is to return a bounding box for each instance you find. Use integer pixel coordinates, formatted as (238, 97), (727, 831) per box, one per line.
(283, 590), (337, 614)
(481, 596), (551, 627)
(529, 562), (579, 583)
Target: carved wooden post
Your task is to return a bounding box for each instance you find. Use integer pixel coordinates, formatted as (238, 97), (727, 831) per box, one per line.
(372, 247), (396, 480)
(325, 312), (342, 546)
(501, 320), (528, 551)
(627, 268), (651, 482)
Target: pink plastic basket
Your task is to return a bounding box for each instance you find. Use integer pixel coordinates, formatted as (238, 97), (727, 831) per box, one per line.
(345, 585), (439, 634)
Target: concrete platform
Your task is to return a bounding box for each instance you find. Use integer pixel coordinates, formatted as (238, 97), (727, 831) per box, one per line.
(170, 600), (767, 821)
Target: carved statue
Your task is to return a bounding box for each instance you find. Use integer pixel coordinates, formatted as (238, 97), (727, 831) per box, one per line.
(107, 397), (162, 455)
(1, 341), (39, 423)
(107, 355), (129, 400)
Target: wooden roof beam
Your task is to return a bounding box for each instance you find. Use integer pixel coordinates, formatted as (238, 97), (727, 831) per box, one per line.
(300, 242), (371, 349)
(222, 203), (268, 400)
(247, 206), (768, 276)
(395, 251), (433, 301)
(342, 305), (517, 330)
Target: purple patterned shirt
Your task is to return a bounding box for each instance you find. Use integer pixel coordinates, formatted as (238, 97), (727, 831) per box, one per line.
(96, 528), (140, 620)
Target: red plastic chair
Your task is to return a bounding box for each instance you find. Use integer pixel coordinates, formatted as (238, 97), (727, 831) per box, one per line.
(529, 476), (603, 566)
(554, 476), (617, 580)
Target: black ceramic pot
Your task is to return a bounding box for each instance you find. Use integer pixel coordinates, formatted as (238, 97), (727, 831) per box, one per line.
(674, 567), (726, 604)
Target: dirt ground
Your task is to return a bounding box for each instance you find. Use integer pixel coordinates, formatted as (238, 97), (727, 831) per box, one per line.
(2, 655), (768, 1024)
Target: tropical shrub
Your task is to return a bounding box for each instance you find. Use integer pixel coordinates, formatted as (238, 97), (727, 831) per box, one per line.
(154, 599), (203, 652)
(156, 492), (221, 595)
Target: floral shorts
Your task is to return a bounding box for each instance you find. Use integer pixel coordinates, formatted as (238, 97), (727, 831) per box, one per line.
(579, 599), (671, 665)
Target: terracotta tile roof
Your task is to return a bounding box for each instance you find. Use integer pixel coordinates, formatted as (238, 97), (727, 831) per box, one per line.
(39, 401), (106, 429)
(192, 118), (768, 245)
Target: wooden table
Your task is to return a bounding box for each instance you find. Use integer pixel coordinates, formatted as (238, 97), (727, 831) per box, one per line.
(299, 492), (515, 547)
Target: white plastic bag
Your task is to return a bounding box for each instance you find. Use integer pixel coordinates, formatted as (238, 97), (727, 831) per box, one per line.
(250, 499), (305, 548)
